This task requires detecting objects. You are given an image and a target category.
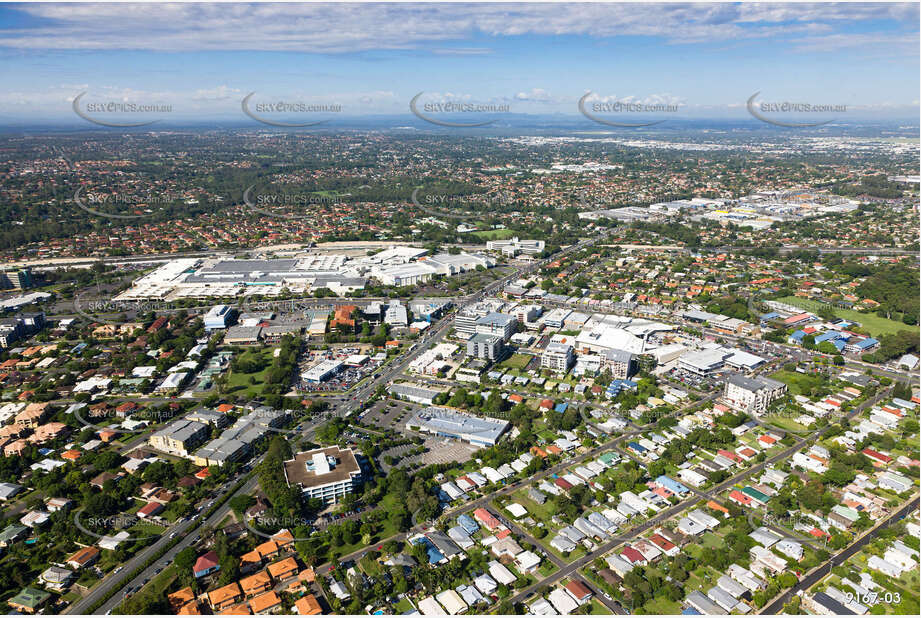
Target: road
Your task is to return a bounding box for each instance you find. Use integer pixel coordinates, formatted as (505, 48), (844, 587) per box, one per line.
(72, 237), (600, 613)
(761, 495), (920, 614)
(500, 384), (893, 611)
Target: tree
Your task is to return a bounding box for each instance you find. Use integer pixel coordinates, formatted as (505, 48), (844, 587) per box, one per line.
(174, 547), (198, 574)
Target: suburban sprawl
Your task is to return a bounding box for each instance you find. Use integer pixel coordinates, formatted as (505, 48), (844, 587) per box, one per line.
(0, 128), (917, 618)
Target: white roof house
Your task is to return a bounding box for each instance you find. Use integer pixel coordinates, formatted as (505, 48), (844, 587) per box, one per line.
(488, 560), (516, 585)
(435, 590), (468, 615)
(548, 588), (579, 614)
(417, 596), (444, 616)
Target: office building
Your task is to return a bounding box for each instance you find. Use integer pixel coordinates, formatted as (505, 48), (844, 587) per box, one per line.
(204, 304), (238, 329)
(475, 313), (517, 341)
(0, 269), (33, 291)
(284, 446), (363, 504)
(485, 237), (545, 257)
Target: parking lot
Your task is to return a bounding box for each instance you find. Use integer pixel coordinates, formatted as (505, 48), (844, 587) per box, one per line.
(296, 346), (384, 393)
(380, 436), (478, 472)
(364, 399), (420, 429)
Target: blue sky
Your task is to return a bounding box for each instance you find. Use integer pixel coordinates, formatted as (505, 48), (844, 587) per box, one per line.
(0, 2), (917, 123)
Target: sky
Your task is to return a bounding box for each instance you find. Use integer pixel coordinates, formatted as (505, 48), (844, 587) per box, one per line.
(0, 1), (918, 125)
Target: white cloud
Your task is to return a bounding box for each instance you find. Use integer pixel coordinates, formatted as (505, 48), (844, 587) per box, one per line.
(0, 2), (914, 53)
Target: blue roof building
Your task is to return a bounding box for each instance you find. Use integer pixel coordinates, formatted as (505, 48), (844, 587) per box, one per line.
(655, 475), (690, 495)
(627, 441), (647, 454)
(457, 514), (479, 535)
(814, 330), (841, 343)
(554, 402), (568, 414)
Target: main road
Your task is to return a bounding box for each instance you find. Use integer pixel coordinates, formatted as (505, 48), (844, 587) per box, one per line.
(71, 236), (601, 614)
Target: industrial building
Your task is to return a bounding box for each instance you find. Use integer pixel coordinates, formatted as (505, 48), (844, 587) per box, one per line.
(301, 360), (343, 383)
(387, 383), (447, 405)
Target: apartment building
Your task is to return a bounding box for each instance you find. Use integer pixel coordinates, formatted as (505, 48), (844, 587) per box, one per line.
(723, 375), (788, 415)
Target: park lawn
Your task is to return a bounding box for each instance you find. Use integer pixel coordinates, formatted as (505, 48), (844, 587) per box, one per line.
(501, 353), (532, 370)
(471, 228), (517, 241)
(776, 296), (918, 338)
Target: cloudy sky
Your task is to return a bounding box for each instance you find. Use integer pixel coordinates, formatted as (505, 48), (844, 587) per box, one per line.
(0, 2), (917, 124)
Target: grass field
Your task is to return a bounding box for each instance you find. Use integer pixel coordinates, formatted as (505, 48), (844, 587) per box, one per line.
(776, 296), (918, 338)
(770, 369), (828, 396)
(640, 596), (682, 615)
(470, 228), (517, 241)
(501, 353), (532, 370)
(392, 598), (415, 613)
(764, 414), (811, 435)
(224, 349), (274, 398)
